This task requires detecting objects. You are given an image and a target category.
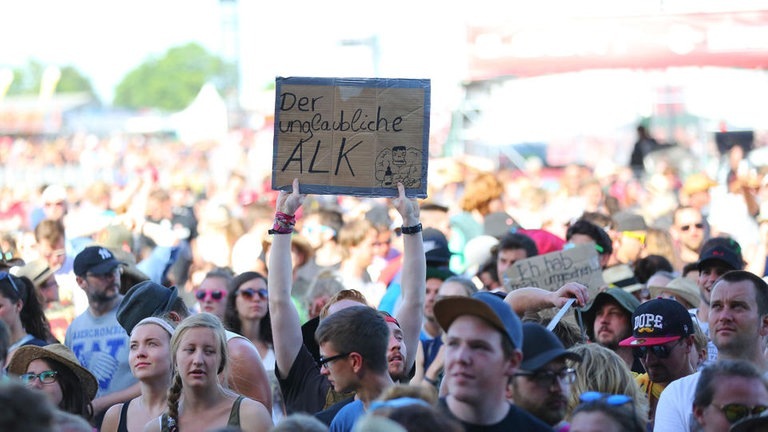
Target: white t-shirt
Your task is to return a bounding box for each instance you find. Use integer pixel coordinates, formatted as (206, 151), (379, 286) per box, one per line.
(653, 371), (700, 432)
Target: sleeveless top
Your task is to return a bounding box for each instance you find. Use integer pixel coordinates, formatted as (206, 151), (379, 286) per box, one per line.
(160, 396), (244, 432)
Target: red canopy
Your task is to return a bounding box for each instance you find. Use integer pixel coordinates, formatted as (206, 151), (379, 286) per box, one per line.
(467, 10), (768, 80)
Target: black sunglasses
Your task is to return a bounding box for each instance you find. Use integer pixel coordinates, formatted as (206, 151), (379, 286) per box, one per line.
(317, 352), (350, 368)
(715, 403), (768, 424)
(632, 339), (683, 359)
(238, 288), (268, 300)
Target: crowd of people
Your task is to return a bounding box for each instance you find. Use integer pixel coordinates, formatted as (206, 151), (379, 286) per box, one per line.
(2, 129), (768, 431)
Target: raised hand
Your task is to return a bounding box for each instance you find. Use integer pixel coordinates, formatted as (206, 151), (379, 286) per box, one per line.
(390, 182), (420, 227)
(277, 178), (306, 216)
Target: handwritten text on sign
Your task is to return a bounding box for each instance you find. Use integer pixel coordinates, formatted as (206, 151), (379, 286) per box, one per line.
(504, 245), (604, 296)
(272, 77), (430, 197)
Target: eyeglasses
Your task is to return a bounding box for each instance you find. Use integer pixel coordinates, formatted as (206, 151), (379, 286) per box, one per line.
(317, 352), (350, 369)
(0, 272), (20, 295)
(632, 339), (683, 359)
(195, 289), (225, 302)
(714, 403), (768, 424)
(515, 368), (577, 386)
(238, 288), (268, 300)
(20, 370), (58, 385)
(680, 223), (704, 232)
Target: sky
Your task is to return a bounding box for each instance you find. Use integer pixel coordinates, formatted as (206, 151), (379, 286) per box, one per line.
(0, 0), (468, 106)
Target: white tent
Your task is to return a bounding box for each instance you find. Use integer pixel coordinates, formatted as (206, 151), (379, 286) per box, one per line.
(170, 82), (228, 143)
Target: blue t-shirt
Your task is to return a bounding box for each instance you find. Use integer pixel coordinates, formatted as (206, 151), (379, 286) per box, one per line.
(64, 301), (136, 398)
(329, 399), (365, 432)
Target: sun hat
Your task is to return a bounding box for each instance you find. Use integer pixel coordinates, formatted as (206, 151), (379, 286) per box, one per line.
(649, 277), (700, 309)
(7, 344), (98, 401)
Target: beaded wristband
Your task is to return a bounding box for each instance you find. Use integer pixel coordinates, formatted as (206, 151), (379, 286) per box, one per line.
(400, 223), (423, 235)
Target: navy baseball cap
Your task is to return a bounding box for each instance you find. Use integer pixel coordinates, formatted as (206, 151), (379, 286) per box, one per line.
(73, 246), (124, 277)
(434, 291), (523, 350)
(619, 298), (694, 347)
(520, 323), (582, 371)
(697, 243), (743, 271)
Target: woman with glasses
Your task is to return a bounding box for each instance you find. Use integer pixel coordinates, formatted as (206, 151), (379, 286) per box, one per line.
(194, 268), (234, 320)
(0, 273), (51, 363)
(145, 312), (271, 432)
(566, 343), (649, 422)
(569, 391), (645, 432)
(224, 271), (284, 422)
(7, 343), (97, 422)
(101, 317), (175, 432)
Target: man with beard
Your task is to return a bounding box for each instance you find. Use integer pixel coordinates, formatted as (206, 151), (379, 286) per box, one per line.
(509, 322), (582, 429)
(579, 287), (643, 373)
(65, 246), (138, 425)
(618, 298), (696, 428)
(655, 270), (768, 431)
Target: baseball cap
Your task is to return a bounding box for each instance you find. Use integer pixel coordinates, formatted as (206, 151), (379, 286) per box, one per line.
(483, 211), (518, 239)
(73, 246), (124, 277)
(619, 298), (694, 347)
(697, 242), (744, 271)
(423, 228), (452, 266)
(578, 288), (641, 341)
(434, 291), (523, 350)
(117, 280), (180, 334)
(520, 323), (582, 371)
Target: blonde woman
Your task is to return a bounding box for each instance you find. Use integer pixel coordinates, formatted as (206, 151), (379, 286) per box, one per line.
(566, 343), (649, 427)
(145, 312), (271, 432)
(101, 317), (175, 432)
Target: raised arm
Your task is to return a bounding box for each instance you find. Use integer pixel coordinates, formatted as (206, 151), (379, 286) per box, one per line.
(268, 178), (306, 377)
(503, 282), (589, 316)
(391, 182), (425, 373)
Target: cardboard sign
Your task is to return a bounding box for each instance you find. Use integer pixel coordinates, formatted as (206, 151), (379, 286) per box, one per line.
(504, 244), (604, 297)
(272, 77), (430, 198)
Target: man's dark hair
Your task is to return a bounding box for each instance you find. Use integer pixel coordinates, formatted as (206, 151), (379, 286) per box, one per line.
(315, 305), (389, 373)
(496, 232), (538, 258)
(715, 270), (768, 316)
(566, 219), (613, 255)
(693, 359), (767, 408)
(634, 255), (674, 284)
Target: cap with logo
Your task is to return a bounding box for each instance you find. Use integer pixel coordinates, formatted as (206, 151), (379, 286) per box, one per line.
(73, 246), (125, 277)
(697, 240), (744, 271)
(619, 298), (694, 347)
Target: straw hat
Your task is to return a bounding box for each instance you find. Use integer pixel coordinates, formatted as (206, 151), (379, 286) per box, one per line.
(7, 344), (98, 401)
(649, 277), (700, 309)
(11, 259), (54, 289)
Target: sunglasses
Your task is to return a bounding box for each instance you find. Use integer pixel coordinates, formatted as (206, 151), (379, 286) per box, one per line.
(579, 391), (633, 406)
(20, 370), (58, 385)
(715, 403), (768, 424)
(195, 289), (225, 302)
(317, 352), (350, 369)
(632, 339), (683, 359)
(680, 223), (704, 231)
(238, 288), (268, 300)
(0, 272), (20, 295)
(514, 368), (577, 387)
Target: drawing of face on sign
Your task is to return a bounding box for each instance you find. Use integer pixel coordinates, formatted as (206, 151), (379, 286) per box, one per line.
(375, 146), (422, 189)
(393, 146), (407, 166)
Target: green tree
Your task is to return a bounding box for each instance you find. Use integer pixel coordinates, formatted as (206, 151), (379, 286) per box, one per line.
(113, 43), (234, 111)
(6, 60), (96, 100)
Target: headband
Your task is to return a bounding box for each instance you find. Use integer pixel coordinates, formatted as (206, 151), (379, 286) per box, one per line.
(133, 317), (175, 336)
